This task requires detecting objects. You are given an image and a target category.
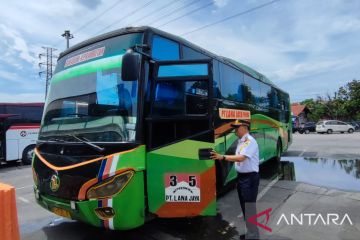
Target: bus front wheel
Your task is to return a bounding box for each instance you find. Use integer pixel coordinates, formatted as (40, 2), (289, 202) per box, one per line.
(276, 140), (282, 162)
(275, 139), (282, 173)
(22, 145), (35, 165)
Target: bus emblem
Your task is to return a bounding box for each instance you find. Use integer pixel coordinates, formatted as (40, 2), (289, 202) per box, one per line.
(50, 174), (60, 192)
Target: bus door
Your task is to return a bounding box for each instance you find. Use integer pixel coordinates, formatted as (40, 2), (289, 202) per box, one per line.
(146, 60), (217, 217)
(0, 115), (17, 161)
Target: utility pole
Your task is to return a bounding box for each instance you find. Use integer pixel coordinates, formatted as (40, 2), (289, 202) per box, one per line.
(39, 47), (57, 98)
(61, 30), (74, 49)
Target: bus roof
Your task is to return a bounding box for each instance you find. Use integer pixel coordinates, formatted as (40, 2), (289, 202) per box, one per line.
(60, 26), (284, 93)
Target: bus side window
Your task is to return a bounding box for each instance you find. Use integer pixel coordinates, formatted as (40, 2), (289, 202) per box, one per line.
(152, 81), (209, 116)
(243, 74), (261, 106)
(152, 35), (180, 60)
(152, 82), (184, 116)
(219, 63), (245, 102)
(185, 81), (208, 115)
(270, 88), (280, 109)
(182, 46), (209, 60)
(212, 60), (221, 98)
(278, 92), (290, 123)
(259, 82), (271, 109)
(284, 94), (290, 122)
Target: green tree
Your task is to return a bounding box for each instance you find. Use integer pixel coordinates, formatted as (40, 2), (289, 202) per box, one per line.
(300, 98), (327, 122)
(299, 80), (360, 121)
(337, 79), (360, 120)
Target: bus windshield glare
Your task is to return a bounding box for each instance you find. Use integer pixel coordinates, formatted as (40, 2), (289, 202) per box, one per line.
(39, 33), (143, 143)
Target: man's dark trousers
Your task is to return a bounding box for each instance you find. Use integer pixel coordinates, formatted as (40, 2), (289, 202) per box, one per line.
(237, 172), (260, 238)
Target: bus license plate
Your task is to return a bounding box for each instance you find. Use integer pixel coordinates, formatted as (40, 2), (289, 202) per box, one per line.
(52, 207), (71, 218)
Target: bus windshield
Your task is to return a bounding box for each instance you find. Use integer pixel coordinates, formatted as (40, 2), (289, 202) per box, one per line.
(39, 33), (143, 143)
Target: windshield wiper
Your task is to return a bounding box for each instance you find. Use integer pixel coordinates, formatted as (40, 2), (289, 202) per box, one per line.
(66, 134), (105, 152)
(37, 137), (67, 147)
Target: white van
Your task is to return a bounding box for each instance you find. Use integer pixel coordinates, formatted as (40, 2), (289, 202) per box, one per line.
(316, 120), (355, 134)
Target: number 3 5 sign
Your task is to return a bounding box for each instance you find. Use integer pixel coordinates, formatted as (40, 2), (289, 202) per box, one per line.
(164, 173), (201, 202)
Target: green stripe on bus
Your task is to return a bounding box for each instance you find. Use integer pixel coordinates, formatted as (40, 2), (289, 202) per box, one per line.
(51, 55), (123, 84)
(200, 198), (216, 216)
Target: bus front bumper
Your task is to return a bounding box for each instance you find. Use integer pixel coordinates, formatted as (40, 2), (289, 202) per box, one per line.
(34, 187), (108, 227)
(34, 182), (145, 230)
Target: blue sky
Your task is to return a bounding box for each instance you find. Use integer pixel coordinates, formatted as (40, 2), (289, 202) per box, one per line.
(0, 0), (359, 102)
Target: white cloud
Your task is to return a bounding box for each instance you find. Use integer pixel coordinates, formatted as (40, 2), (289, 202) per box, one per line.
(213, 0), (230, 8)
(0, 69), (22, 83)
(272, 59), (350, 82)
(0, 24), (37, 67)
(328, 16), (360, 34)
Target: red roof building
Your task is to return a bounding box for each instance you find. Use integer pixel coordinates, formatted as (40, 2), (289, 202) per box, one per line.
(291, 103), (310, 127)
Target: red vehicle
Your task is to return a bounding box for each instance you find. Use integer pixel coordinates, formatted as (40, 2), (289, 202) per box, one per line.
(0, 103), (44, 164)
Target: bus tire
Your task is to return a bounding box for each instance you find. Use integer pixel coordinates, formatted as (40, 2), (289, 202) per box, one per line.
(215, 161), (236, 197)
(215, 161), (226, 196)
(275, 139), (282, 173)
(276, 139), (282, 162)
(22, 145), (35, 165)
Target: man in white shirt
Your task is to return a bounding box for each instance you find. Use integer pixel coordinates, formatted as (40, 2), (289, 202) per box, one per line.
(211, 119), (260, 239)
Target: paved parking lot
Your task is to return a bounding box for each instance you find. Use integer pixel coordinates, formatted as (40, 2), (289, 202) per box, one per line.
(0, 133), (359, 240)
(285, 131), (360, 159)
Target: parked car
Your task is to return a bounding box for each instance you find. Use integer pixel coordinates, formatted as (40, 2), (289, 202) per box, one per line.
(316, 120), (355, 134)
(356, 121), (360, 131)
(347, 121), (360, 130)
(292, 125), (299, 133)
(298, 122), (316, 134)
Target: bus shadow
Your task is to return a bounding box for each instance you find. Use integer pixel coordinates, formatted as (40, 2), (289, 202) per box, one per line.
(41, 220), (152, 240)
(148, 214), (239, 240)
(41, 214), (239, 240)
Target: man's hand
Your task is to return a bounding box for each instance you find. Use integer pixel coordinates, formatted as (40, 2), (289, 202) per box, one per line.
(211, 150), (247, 162)
(210, 150), (224, 161)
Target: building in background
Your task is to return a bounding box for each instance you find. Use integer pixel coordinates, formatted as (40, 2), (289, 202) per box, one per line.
(291, 103), (310, 128)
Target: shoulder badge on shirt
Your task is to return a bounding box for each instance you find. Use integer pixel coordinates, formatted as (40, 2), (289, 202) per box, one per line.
(239, 139), (251, 151)
(244, 137), (251, 144)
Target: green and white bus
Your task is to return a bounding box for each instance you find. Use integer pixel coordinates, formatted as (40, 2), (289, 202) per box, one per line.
(33, 26), (291, 230)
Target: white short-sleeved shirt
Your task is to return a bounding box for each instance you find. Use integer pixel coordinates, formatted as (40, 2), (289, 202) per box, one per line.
(234, 133), (259, 173)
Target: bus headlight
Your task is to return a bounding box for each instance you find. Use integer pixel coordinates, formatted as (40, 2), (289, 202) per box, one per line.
(86, 171), (134, 199)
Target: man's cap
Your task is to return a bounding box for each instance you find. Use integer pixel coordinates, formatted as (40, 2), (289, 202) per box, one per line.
(231, 119), (251, 128)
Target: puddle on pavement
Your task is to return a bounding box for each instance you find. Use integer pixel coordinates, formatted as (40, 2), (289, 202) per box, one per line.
(269, 157), (360, 192)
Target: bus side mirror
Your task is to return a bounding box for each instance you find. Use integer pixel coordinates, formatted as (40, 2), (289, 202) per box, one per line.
(121, 49), (140, 81)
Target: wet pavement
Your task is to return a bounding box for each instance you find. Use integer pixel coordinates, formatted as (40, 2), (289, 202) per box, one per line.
(284, 131), (360, 159)
(281, 157), (360, 192)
